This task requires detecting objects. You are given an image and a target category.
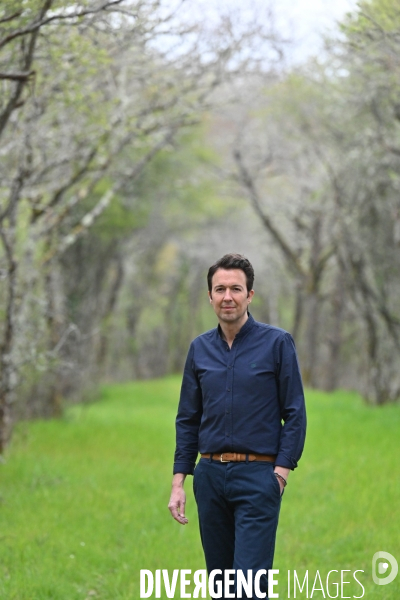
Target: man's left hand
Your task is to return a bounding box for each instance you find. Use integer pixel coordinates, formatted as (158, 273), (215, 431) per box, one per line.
(274, 466), (290, 495)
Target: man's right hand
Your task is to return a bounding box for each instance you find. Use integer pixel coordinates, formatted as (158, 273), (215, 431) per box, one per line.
(168, 473), (188, 525)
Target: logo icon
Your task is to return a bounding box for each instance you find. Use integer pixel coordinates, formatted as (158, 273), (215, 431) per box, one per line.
(372, 551), (398, 585)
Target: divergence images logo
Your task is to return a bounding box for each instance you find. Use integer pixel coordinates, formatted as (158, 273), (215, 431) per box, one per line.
(372, 551), (398, 586)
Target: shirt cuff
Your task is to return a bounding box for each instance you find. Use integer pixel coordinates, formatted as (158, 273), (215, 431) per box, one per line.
(275, 453), (298, 470)
(173, 461), (196, 475)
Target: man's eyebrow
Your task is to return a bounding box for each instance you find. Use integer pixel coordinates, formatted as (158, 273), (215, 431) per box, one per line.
(214, 284), (244, 288)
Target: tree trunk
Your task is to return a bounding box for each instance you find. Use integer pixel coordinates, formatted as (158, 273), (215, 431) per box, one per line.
(291, 281), (303, 341)
(0, 225), (18, 452)
(96, 255), (124, 367)
(301, 217), (323, 388)
(302, 289), (319, 387)
(325, 272), (344, 391)
(44, 259), (65, 417)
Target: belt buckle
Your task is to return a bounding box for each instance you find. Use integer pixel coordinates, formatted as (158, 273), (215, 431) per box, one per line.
(220, 453), (230, 462)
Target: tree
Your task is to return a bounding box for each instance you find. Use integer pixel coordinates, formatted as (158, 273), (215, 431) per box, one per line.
(221, 0), (400, 401)
(0, 0), (281, 448)
(209, 73), (338, 387)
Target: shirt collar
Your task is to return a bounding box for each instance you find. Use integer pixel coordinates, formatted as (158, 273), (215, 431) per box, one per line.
(217, 311), (255, 340)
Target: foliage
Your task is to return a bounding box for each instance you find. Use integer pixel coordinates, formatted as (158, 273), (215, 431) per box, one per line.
(2, 0), (400, 453)
(221, 0), (400, 401)
(0, 0), (273, 443)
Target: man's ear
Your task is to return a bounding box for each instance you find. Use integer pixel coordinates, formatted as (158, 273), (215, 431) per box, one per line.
(247, 289), (255, 303)
(208, 291), (212, 303)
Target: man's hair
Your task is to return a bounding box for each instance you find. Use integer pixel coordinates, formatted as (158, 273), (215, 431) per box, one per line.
(207, 253), (255, 294)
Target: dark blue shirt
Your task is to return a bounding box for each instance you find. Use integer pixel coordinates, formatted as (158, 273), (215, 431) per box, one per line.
(173, 313), (306, 474)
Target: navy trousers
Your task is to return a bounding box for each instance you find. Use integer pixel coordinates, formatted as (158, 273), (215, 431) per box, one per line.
(193, 458), (282, 600)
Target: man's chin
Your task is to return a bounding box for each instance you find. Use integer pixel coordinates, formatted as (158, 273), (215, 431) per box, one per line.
(219, 312), (244, 323)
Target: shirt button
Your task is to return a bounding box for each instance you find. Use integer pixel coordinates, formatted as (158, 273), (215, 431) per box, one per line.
(227, 388), (231, 391)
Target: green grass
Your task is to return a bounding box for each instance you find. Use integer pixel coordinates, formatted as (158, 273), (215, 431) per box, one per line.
(0, 378), (399, 599)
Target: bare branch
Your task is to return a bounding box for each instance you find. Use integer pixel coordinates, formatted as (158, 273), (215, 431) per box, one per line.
(36, 148), (99, 219)
(0, 0), (52, 138)
(0, 1), (125, 50)
(0, 166), (25, 224)
(0, 10), (23, 24)
(42, 188), (114, 264)
(233, 148), (308, 278)
(0, 71), (34, 81)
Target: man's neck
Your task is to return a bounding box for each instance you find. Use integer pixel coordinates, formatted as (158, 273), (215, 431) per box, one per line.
(219, 312), (249, 348)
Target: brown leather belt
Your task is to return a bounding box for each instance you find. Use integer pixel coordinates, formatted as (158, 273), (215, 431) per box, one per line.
(201, 452), (276, 463)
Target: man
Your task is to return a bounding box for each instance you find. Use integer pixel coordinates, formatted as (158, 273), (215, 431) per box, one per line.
(168, 253), (306, 599)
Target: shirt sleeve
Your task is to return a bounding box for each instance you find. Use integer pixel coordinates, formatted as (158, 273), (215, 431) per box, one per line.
(173, 342), (203, 475)
(275, 332), (307, 470)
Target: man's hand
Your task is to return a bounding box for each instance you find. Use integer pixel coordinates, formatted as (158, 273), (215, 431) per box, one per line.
(274, 466), (290, 495)
(168, 473), (188, 525)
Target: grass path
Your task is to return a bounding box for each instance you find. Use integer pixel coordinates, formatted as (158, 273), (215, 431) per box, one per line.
(0, 377), (399, 599)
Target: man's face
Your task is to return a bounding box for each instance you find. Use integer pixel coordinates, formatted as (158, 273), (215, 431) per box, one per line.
(208, 268), (254, 326)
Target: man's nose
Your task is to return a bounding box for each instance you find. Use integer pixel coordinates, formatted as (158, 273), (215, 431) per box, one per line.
(223, 289), (233, 300)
